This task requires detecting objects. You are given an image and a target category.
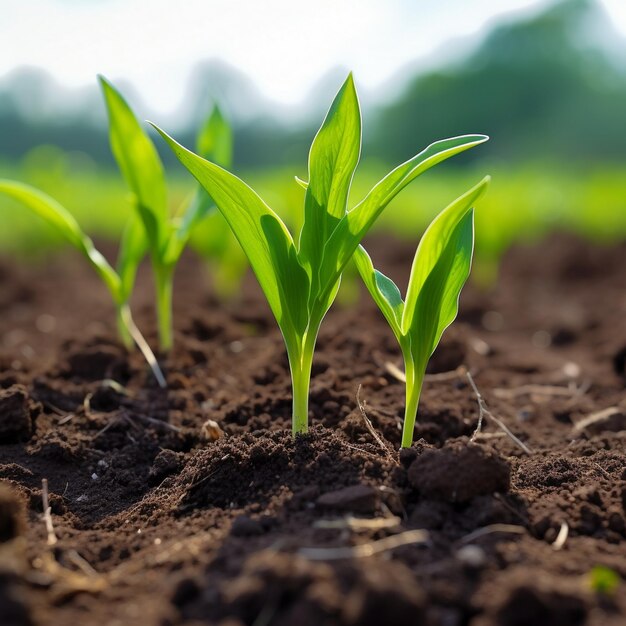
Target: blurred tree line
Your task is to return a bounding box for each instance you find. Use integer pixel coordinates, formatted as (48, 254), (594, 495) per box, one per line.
(1, 0), (624, 170)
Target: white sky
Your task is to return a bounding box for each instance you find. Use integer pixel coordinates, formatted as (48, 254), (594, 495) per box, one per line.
(1, 0), (625, 115)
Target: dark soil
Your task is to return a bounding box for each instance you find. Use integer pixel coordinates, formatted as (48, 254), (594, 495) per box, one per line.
(0, 233), (625, 626)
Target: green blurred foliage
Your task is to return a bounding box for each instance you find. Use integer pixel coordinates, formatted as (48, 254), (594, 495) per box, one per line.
(588, 565), (621, 596)
(1, 0), (625, 294)
(3, 147), (624, 291)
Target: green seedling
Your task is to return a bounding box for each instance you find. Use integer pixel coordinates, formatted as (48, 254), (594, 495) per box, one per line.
(0, 79), (229, 381)
(99, 76), (232, 351)
(354, 177), (489, 447)
(184, 106), (249, 299)
(153, 74), (487, 435)
(588, 566), (620, 596)
(0, 179), (165, 386)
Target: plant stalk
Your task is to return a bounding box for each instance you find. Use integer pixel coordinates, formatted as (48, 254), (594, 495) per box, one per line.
(116, 304), (134, 349)
(401, 356), (424, 448)
(288, 330), (317, 436)
(155, 264), (174, 351)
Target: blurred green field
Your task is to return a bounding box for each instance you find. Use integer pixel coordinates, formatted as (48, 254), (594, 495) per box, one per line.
(1, 144), (625, 288)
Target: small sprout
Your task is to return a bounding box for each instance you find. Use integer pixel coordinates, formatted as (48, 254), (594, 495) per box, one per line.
(354, 177), (490, 447)
(153, 73), (488, 435)
(99, 77), (233, 352)
(1, 76), (232, 380)
(588, 565), (620, 596)
(0, 180), (165, 386)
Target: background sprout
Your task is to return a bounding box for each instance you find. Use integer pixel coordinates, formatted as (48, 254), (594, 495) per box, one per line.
(99, 77), (232, 351)
(354, 177), (490, 447)
(153, 74), (488, 435)
(0, 79), (232, 382)
(185, 107), (249, 299)
(588, 566), (620, 596)
(0, 180), (165, 386)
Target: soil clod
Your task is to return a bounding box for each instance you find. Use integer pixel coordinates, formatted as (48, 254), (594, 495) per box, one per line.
(407, 439), (510, 502)
(0, 386), (34, 443)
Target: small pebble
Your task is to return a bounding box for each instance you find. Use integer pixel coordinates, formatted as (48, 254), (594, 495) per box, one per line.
(531, 330), (551, 348)
(201, 419), (224, 442)
(482, 311), (504, 331)
(456, 545), (487, 568)
(316, 484), (379, 514)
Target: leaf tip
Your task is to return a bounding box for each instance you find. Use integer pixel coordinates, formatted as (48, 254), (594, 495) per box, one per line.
(97, 74), (114, 94)
(470, 175), (491, 203)
(147, 121), (165, 138)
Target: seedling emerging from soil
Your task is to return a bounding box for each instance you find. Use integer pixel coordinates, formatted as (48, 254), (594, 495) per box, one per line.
(153, 74), (487, 435)
(0, 81), (229, 380)
(99, 77), (231, 351)
(0, 180), (165, 386)
(589, 566), (620, 596)
(354, 178), (489, 447)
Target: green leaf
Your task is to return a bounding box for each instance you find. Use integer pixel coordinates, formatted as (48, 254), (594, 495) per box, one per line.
(294, 176), (308, 190)
(353, 245), (404, 343)
(166, 106), (234, 266)
(152, 125), (309, 336)
(589, 566), (620, 596)
(408, 209), (474, 371)
(98, 76), (168, 248)
(319, 134), (489, 300)
(298, 74), (361, 293)
(116, 215), (148, 301)
(0, 180), (122, 300)
(403, 177), (489, 339)
(196, 105), (233, 167)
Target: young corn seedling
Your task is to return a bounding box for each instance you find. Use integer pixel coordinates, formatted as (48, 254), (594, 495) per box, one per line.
(0, 80), (228, 382)
(0, 179), (165, 386)
(354, 177), (490, 447)
(99, 76), (232, 351)
(152, 73), (488, 435)
(185, 107), (249, 299)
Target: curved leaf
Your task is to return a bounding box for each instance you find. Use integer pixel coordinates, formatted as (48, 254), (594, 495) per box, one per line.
(402, 177), (489, 334)
(0, 180), (121, 300)
(294, 176), (309, 190)
(298, 74), (361, 294)
(99, 76), (168, 248)
(318, 134), (489, 300)
(353, 245), (404, 344)
(407, 210), (475, 374)
(116, 215), (148, 301)
(166, 106), (234, 265)
(152, 125), (309, 336)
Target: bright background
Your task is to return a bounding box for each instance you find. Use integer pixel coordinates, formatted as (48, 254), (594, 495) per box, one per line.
(1, 0), (625, 284)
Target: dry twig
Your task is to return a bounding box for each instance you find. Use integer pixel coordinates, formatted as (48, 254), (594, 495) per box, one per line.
(384, 362), (466, 384)
(493, 383), (587, 400)
(573, 406), (623, 432)
(299, 529), (428, 560)
(356, 385), (394, 459)
(313, 515), (401, 531)
(467, 371), (533, 455)
(41, 478), (58, 547)
(455, 524), (526, 546)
